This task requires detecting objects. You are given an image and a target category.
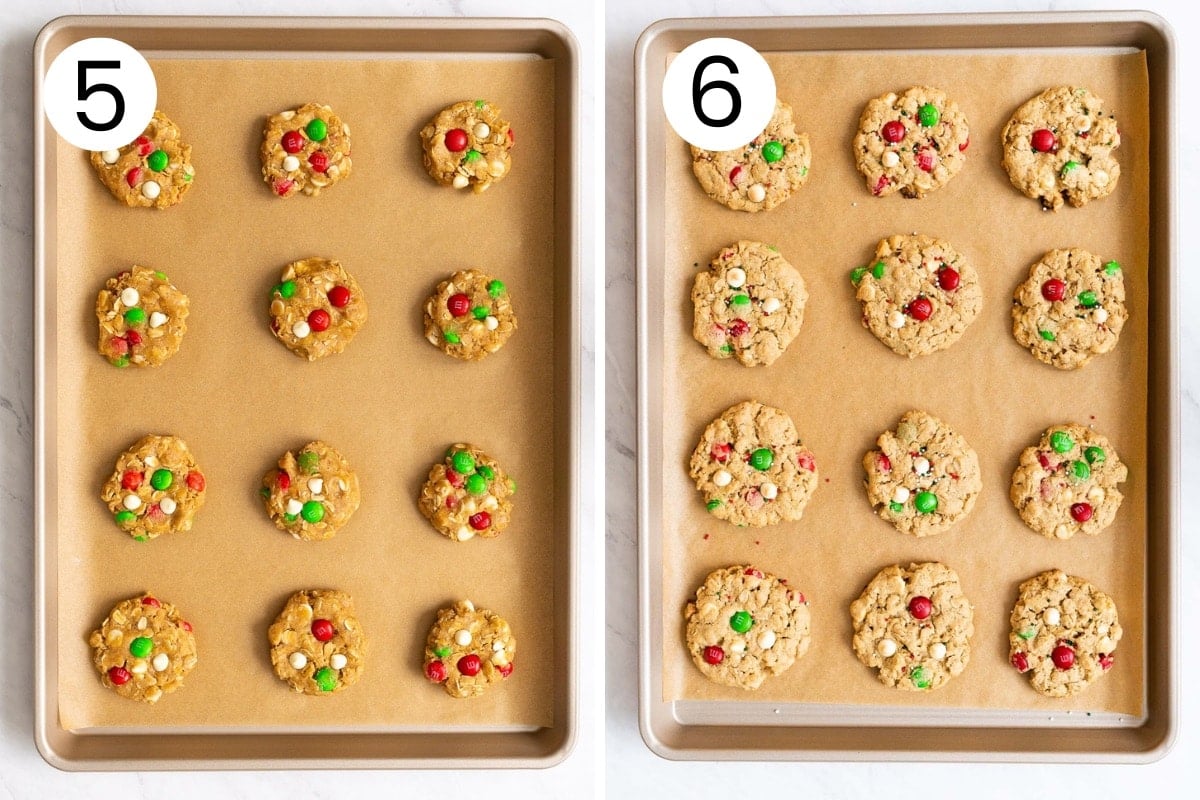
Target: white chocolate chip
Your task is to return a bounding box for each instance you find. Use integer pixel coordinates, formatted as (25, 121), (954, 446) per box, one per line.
(1098, 637), (1114, 652)
(1087, 487), (1106, 503)
(463, 600), (475, 612)
(141, 180), (161, 200)
(308, 477), (324, 494)
(286, 498), (303, 516)
(101, 149), (120, 164)
(930, 643), (947, 661)
(913, 457), (931, 475)
(1041, 174), (1057, 190)
(143, 455), (158, 468)
(730, 640), (746, 654)
(123, 494), (142, 511)
(452, 174), (470, 189)
(1044, 608), (1061, 626)
(158, 497), (177, 515)
(713, 469), (732, 488)
(149, 311), (168, 329)
(726, 268), (746, 288)
(279, 110), (296, 120)
(489, 159), (507, 177)
(1094, 307), (1109, 324)
(747, 183), (766, 203)
(129, 661), (148, 675)
(485, 315), (499, 331)
(762, 297), (781, 314)
(289, 652), (308, 670)
(1075, 115), (1092, 132)
(877, 638), (897, 657)
(338, 478), (347, 492)
(884, 93), (897, 105)
(892, 486), (911, 504)
(1094, 170), (1109, 186)
(136, 617), (148, 630)
(153, 653), (170, 672)
(1054, 523), (1071, 539)
(473, 122), (491, 139)
(454, 629), (472, 646)
(1097, 622), (1110, 636)
(888, 310), (906, 329)
(760, 482), (778, 500)
(492, 651), (509, 666)
(758, 630), (777, 649)
(493, 640), (505, 652)
(457, 528), (475, 541)
(330, 654), (348, 670)
(120, 287), (140, 307)
(282, 155), (300, 172)
(882, 151), (900, 168)
(292, 320), (311, 339)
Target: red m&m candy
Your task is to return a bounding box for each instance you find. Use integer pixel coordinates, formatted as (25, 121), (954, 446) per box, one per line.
(1031, 129), (1057, 153)
(141, 596), (160, 607)
(308, 151), (328, 173)
(425, 660), (448, 682)
(307, 309), (331, 332)
(458, 654), (482, 676)
(937, 267), (960, 291)
(702, 645), (724, 665)
(498, 662), (514, 678)
(311, 619), (335, 642)
(448, 293), (471, 317)
(134, 136), (153, 157)
(907, 297), (933, 321)
(469, 512), (491, 531)
(108, 666), (132, 685)
(908, 596), (932, 620)
(1011, 651), (1030, 673)
(328, 286), (350, 308)
(1042, 278), (1067, 302)
(125, 168), (142, 188)
(121, 470), (143, 491)
(445, 129), (469, 152)
(1052, 644), (1075, 670)
(1070, 502), (1093, 522)
(881, 120), (905, 143)
(282, 130), (304, 153)
(186, 471), (205, 492)
(917, 149), (937, 172)
(728, 319), (750, 338)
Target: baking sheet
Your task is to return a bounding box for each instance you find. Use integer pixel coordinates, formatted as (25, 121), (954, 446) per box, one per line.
(55, 55), (557, 730)
(659, 50), (1148, 717)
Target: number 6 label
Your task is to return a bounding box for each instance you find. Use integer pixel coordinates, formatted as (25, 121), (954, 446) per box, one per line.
(662, 38), (776, 152)
(43, 37), (157, 151)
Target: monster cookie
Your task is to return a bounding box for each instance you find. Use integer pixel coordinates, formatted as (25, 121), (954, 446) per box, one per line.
(692, 241), (808, 366)
(423, 600), (516, 698)
(423, 269), (516, 360)
(851, 234), (982, 357)
(268, 257), (367, 361)
(863, 410), (981, 537)
(101, 435), (207, 541)
(1012, 249), (1127, 370)
(90, 110), (195, 208)
(689, 400), (819, 527)
(261, 441), (361, 541)
(418, 443), (515, 542)
(683, 565), (811, 690)
(850, 562), (973, 691)
(690, 99), (812, 212)
(1009, 570), (1122, 697)
(96, 265), (189, 368)
(268, 589), (366, 695)
(1001, 86), (1121, 211)
(260, 103), (352, 197)
(420, 100), (514, 193)
(1010, 423), (1128, 540)
(88, 593), (197, 703)
(853, 86), (970, 199)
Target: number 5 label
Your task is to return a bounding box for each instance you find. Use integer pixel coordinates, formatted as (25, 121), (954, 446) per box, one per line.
(662, 38), (776, 152)
(43, 37), (157, 151)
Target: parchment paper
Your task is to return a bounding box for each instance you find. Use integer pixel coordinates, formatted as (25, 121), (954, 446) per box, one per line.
(56, 56), (557, 730)
(661, 51), (1148, 716)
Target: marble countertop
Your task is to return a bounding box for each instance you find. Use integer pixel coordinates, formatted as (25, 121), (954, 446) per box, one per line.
(604, 0), (1198, 794)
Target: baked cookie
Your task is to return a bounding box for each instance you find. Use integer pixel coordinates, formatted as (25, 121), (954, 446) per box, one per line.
(850, 562), (974, 691)
(269, 257), (367, 361)
(690, 99), (812, 212)
(96, 265), (189, 368)
(689, 400), (819, 527)
(683, 565), (811, 690)
(851, 234), (982, 357)
(268, 589), (366, 695)
(420, 100), (514, 193)
(1001, 86), (1121, 211)
(260, 103), (351, 197)
(1011, 249), (1127, 370)
(863, 410), (981, 537)
(423, 600), (516, 698)
(418, 443), (515, 542)
(88, 593), (197, 703)
(90, 110), (195, 208)
(261, 441), (361, 541)
(423, 269), (516, 360)
(1009, 570), (1122, 697)
(1010, 423), (1128, 540)
(853, 86), (970, 198)
(692, 241), (807, 366)
(101, 435), (207, 541)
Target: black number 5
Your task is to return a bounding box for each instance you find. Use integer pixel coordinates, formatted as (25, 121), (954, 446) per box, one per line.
(76, 60), (124, 132)
(691, 55), (741, 128)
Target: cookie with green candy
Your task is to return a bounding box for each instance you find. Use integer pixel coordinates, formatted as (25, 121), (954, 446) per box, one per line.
(1011, 248), (1127, 370)
(423, 269), (517, 360)
(863, 410), (981, 537)
(269, 257), (368, 361)
(423, 600), (516, 698)
(89, 592), (198, 703)
(1010, 423), (1128, 539)
(853, 86), (969, 199)
(260, 102), (351, 197)
(851, 562), (974, 691)
(89, 110), (195, 208)
(420, 100), (514, 193)
(96, 265), (189, 368)
(418, 443), (515, 542)
(261, 441), (361, 541)
(101, 434), (207, 541)
(268, 589), (366, 696)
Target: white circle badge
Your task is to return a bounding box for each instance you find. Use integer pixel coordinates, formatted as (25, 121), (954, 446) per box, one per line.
(662, 37), (776, 152)
(43, 37), (157, 151)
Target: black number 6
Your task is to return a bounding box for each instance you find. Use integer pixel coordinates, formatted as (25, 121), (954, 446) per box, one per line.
(691, 55), (741, 128)
(76, 60), (125, 132)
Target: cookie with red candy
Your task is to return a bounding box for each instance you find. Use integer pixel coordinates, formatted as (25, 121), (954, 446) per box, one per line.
(853, 86), (969, 199)
(260, 102), (351, 197)
(420, 100), (514, 193)
(90, 110), (195, 208)
(423, 600), (516, 698)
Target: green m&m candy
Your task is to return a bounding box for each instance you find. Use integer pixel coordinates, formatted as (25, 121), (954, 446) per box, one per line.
(749, 448), (774, 471)
(474, 99), (486, 109)
(305, 118), (328, 142)
(129, 636), (153, 658)
(443, 329), (460, 344)
(1084, 446), (1106, 464)
(730, 294), (751, 307)
(1039, 329), (1056, 342)
(1050, 430), (1074, 453)
(112, 356), (129, 368)
(1061, 160), (1080, 176)
(1070, 460), (1091, 480)
(851, 266), (868, 285)
(762, 141), (784, 162)
(301, 501), (325, 523)
(277, 280), (297, 299)
(914, 491), (938, 514)
(115, 510), (136, 525)
(910, 665), (931, 689)
(706, 499), (721, 511)
(466, 473), (488, 495)
(451, 450), (476, 475)
(1078, 290), (1098, 307)
(472, 306), (488, 320)
(889, 502), (904, 514)
(871, 261), (886, 280)
(434, 646), (452, 658)
(1018, 627), (1037, 640)
(729, 610), (754, 633)
(487, 280), (506, 298)
(298, 451), (320, 473)
(124, 307), (145, 325)
(1104, 260), (1121, 275)
(314, 666), (338, 692)
(147, 149), (168, 172)
(154, 271), (168, 281)
(284, 512), (298, 523)
(478, 465), (495, 480)
(150, 468), (173, 491)
(464, 149), (482, 162)
(918, 104), (940, 127)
